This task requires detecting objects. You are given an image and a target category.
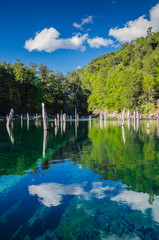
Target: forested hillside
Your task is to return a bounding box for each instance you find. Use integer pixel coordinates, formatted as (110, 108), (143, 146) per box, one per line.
(80, 30), (159, 113)
(1, 30), (159, 115)
(0, 61), (90, 115)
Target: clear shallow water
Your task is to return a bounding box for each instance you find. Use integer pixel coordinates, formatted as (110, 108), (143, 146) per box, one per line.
(0, 119), (159, 240)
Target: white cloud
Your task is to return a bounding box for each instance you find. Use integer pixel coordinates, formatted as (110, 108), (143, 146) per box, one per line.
(73, 23), (81, 29)
(112, 190), (159, 223)
(87, 37), (114, 48)
(24, 27), (88, 53)
(77, 66), (81, 69)
(109, 3), (159, 42)
(29, 182), (89, 207)
(150, 3), (159, 32)
(73, 16), (93, 30)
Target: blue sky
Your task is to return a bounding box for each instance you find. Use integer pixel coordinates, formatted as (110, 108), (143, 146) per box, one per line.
(0, 0), (159, 74)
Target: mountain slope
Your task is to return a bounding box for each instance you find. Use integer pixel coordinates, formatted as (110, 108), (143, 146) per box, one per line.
(80, 31), (159, 113)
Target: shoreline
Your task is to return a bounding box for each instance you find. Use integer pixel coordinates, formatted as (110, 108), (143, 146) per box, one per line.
(0, 112), (159, 121)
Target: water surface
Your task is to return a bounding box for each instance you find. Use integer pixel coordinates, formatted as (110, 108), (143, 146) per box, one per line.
(0, 119), (159, 240)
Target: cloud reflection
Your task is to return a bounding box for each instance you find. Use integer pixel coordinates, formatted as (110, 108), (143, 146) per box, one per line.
(29, 183), (89, 207)
(112, 190), (159, 223)
(90, 182), (115, 199)
(29, 181), (159, 224)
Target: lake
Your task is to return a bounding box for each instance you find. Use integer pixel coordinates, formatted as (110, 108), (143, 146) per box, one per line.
(0, 119), (159, 240)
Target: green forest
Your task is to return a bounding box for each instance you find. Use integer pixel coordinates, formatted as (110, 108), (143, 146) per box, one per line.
(1, 29), (159, 115)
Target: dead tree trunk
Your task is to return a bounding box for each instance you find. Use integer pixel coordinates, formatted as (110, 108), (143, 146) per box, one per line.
(6, 108), (14, 127)
(122, 108), (125, 126)
(42, 103), (49, 130)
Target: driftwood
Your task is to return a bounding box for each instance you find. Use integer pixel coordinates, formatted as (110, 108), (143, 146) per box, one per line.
(42, 103), (49, 130)
(6, 108), (14, 127)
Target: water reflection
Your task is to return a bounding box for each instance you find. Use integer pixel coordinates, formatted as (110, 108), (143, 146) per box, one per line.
(6, 126), (14, 144)
(112, 189), (159, 223)
(29, 182), (89, 207)
(0, 119), (159, 239)
(43, 130), (48, 157)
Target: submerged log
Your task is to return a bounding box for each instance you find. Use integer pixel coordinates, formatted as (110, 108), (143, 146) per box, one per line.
(42, 103), (49, 130)
(6, 108), (14, 127)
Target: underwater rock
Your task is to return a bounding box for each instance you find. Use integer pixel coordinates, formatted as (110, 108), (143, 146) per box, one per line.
(35, 229), (61, 240)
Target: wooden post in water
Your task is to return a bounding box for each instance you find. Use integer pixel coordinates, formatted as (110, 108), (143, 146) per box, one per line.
(127, 110), (130, 120)
(127, 110), (130, 129)
(27, 113), (29, 121)
(63, 121), (66, 133)
(43, 129), (48, 157)
(136, 110), (139, 120)
(104, 112), (107, 121)
(57, 114), (59, 127)
(63, 113), (66, 123)
(147, 122), (150, 135)
(35, 113), (38, 128)
(89, 115), (92, 121)
(6, 108), (14, 127)
(100, 113), (103, 129)
(21, 114), (23, 128)
(55, 118), (57, 127)
(60, 111), (63, 122)
(122, 126), (125, 143)
(70, 115), (72, 125)
(136, 110), (139, 131)
(100, 113), (103, 121)
(6, 125), (14, 144)
(42, 103), (49, 130)
(122, 108), (125, 126)
(55, 126), (58, 136)
(75, 121), (77, 137)
(60, 121), (63, 136)
(133, 111), (136, 120)
(75, 108), (77, 122)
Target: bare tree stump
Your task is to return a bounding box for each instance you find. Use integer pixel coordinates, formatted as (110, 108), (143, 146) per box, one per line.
(127, 110), (130, 120)
(6, 108), (14, 127)
(89, 115), (92, 121)
(27, 113), (29, 121)
(42, 103), (49, 130)
(122, 108), (125, 126)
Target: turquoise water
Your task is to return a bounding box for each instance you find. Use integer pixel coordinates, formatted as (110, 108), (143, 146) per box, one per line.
(0, 119), (159, 240)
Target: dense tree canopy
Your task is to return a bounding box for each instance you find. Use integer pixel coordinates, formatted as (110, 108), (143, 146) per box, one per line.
(0, 31), (159, 115)
(0, 61), (90, 115)
(80, 31), (159, 113)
